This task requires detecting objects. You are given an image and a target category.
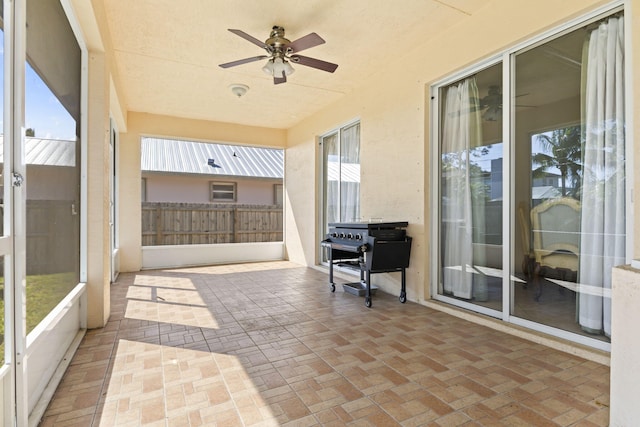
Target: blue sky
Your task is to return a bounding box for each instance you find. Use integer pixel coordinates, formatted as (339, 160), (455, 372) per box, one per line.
(0, 30), (77, 141)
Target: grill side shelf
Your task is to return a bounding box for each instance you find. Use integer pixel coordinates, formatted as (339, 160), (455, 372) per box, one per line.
(364, 236), (412, 272)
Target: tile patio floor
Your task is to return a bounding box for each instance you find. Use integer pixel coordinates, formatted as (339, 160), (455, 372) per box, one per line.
(39, 261), (610, 426)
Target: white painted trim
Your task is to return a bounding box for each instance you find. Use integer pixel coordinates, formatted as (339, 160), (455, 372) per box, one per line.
(421, 299), (610, 364)
(25, 283), (86, 349)
(28, 329), (86, 427)
(431, 55), (503, 89)
(315, 134), (323, 266)
(428, 85), (440, 302)
(61, 0), (90, 285)
(317, 119), (362, 266)
(142, 242), (285, 270)
(434, 294), (502, 318)
(509, 315), (611, 352)
(2, 0), (18, 423)
(26, 284), (85, 415)
(12, 0), (29, 422)
(502, 53), (512, 323)
(109, 118), (120, 282)
(318, 117), (361, 140)
(624, 0), (634, 265)
(112, 247), (120, 282)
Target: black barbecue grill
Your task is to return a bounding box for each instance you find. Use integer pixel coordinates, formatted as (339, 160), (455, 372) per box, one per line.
(321, 221), (412, 307)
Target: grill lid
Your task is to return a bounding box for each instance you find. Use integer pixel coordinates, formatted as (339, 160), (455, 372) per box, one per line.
(328, 221), (408, 230)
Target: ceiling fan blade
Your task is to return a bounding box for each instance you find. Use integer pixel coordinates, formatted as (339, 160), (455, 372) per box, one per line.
(219, 55), (268, 69)
(274, 71), (287, 85)
(227, 29), (268, 49)
(286, 33), (325, 53)
(290, 55), (338, 73)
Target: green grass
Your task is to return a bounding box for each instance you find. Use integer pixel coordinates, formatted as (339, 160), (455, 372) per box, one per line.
(0, 272), (77, 363)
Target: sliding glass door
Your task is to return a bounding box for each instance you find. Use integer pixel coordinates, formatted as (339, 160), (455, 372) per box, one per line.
(320, 121), (361, 261)
(434, 9), (625, 348)
(439, 63), (503, 313)
(511, 13), (624, 341)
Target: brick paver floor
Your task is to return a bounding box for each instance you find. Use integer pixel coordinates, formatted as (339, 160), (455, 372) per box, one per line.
(39, 261), (610, 426)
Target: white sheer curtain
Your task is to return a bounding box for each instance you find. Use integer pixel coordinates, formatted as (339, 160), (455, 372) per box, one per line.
(441, 77), (482, 299)
(340, 123), (360, 222)
(323, 133), (340, 226)
(579, 15), (625, 336)
(322, 123), (361, 230)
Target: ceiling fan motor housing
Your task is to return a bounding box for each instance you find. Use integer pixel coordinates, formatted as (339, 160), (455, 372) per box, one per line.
(266, 26), (291, 53)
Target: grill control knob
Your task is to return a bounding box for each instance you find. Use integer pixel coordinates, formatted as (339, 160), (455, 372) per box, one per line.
(347, 233), (353, 239)
(355, 233), (362, 240)
(331, 232), (339, 238)
(339, 233), (346, 238)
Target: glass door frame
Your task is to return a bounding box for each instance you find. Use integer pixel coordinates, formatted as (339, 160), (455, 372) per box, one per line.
(110, 118), (119, 282)
(429, 55), (506, 320)
(317, 118), (360, 265)
(429, 1), (630, 352)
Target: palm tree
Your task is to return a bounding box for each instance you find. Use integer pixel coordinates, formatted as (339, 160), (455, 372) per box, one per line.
(532, 125), (582, 197)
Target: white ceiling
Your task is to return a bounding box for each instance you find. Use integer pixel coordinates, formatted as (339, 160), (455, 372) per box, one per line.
(103, 0), (491, 130)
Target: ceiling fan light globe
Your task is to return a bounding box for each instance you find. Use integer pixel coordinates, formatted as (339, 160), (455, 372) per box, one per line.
(268, 57), (295, 77)
(483, 105), (501, 121)
(283, 60), (295, 76)
(262, 59), (275, 75)
(273, 57), (285, 76)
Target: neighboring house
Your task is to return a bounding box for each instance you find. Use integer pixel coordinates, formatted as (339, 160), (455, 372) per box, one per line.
(140, 137), (283, 205)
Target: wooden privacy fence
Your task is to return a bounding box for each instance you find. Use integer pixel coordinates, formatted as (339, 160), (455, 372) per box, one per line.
(8, 200), (80, 275)
(141, 202), (283, 246)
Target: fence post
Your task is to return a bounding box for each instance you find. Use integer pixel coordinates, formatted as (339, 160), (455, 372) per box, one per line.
(155, 205), (163, 245)
(233, 206), (239, 243)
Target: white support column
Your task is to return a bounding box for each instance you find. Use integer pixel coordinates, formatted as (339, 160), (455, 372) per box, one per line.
(610, 264), (640, 426)
(86, 51), (111, 329)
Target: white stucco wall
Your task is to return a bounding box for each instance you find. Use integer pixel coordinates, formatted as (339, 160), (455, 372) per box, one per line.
(610, 265), (640, 426)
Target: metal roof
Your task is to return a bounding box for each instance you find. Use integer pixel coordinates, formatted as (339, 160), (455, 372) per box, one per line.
(0, 136), (77, 167)
(141, 137), (283, 179)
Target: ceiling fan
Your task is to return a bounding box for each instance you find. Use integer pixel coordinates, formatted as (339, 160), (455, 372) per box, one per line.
(479, 85), (503, 121)
(479, 85), (535, 121)
(219, 26), (339, 85)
